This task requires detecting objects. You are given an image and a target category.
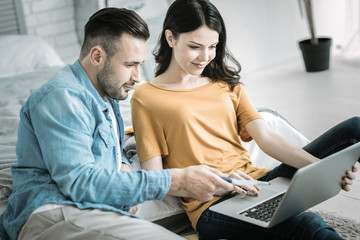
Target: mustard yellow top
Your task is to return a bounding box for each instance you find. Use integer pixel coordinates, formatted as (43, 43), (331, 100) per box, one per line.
(131, 81), (270, 229)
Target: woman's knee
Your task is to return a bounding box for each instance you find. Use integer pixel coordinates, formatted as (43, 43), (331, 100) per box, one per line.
(297, 211), (324, 224)
(297, 212), (342, 239)
(340, 116), (360, 142)
(295, 212), (334, 235)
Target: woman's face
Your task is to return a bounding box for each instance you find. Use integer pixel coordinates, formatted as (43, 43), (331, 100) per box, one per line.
(168, 25), (219, 76)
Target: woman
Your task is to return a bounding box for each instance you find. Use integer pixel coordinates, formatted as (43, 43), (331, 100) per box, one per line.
(131, 0), (359, 239)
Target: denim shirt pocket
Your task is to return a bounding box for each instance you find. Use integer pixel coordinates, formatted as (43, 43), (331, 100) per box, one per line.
(98, 128), (115, 148)
(92, 127), (115, 156)
(92, 126), (117, 169)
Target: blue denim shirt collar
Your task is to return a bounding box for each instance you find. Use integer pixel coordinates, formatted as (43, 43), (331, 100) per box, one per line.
(72, 60), (107, 112)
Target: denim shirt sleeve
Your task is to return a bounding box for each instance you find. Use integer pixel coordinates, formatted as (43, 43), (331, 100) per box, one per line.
(30, 86), (171, 208)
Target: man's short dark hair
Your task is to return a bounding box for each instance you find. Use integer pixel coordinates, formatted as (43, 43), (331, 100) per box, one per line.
(79, 8), (150, 60)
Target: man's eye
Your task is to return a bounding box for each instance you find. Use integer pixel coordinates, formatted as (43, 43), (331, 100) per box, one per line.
(189, 46), (199, 49)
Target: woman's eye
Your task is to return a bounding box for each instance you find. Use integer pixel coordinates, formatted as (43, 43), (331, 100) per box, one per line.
(189, 46), (199, 49)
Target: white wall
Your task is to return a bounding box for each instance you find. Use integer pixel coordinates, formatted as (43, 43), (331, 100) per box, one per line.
(18, 0), (359, 73)
(213, 0), (359, 73)
(21, 0), (80, 63)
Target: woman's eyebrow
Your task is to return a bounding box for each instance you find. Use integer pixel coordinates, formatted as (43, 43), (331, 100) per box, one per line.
(189, 41), (219, 46)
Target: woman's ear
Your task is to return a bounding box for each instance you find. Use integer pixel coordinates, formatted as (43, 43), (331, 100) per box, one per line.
(165, 29), (174, 48)
(89, 45), (105, 67)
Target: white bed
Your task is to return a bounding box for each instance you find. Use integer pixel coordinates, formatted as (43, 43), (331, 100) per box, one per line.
(0, 34), (310, 236)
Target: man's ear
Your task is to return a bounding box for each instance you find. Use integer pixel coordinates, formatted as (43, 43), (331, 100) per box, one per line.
(89, 46), (105, 66)
(165, 29), (175, 48)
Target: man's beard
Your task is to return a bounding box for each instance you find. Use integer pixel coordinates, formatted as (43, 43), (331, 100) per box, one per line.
(97, 61), (128, 100)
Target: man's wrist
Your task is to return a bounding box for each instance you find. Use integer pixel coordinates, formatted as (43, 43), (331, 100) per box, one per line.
(168, 168), (185, 196)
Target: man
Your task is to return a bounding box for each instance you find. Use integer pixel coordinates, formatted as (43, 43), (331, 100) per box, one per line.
(0, 8), (233, 240)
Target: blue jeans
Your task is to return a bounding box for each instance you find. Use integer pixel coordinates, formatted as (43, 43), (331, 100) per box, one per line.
(197, 117), (360, 240)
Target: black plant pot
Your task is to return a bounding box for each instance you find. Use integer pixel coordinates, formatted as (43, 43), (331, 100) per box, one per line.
(298, 37), (332, 72)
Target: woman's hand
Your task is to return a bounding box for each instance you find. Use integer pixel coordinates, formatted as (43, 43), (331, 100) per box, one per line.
(228, 170), (260, 196)
(342, 164), (358, 191)
(214, 170), (260, 197)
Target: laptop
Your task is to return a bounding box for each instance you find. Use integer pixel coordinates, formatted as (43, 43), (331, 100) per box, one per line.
(209, 142), (360, 228)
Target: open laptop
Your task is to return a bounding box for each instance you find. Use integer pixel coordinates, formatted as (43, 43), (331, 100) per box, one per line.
(209, 142), (360, 228)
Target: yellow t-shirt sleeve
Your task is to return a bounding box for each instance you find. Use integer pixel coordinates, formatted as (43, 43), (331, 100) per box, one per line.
(235, 85), (263, 142)
(131, 86), (168, 163)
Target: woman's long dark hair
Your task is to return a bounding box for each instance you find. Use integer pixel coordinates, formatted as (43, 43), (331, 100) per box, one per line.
(153, 0), (241, 90)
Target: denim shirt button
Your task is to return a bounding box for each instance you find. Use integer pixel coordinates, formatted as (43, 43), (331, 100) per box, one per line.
(124, 205), (129, 209)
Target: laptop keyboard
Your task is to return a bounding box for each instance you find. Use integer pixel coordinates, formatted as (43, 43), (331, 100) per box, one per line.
(238, 193), (285, 222)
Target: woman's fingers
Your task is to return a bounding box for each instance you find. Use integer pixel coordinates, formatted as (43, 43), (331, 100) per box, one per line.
(228, 170), (260, 194)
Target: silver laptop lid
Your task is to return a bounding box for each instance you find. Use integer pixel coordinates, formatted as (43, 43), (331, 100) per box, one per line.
(270, 142), (360, 227)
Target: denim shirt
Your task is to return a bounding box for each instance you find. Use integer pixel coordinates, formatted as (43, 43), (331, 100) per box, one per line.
(0, 60), (171, 240)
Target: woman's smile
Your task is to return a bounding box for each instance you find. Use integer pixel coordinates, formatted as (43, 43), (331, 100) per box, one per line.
(192, 62), (207, 69)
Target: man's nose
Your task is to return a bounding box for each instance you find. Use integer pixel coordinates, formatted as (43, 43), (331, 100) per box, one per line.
(131, 65), (142, 83)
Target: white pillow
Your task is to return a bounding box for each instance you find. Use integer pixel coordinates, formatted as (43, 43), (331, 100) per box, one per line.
(0, 35), (65, 78)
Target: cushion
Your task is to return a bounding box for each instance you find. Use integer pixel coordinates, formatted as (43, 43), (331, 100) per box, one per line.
(0, 35), (65, 78)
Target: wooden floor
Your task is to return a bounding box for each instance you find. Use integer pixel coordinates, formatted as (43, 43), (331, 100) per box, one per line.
(243, 56), (360, 222)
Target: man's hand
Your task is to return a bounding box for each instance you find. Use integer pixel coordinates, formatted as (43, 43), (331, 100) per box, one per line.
(168, 165), (235, 202)
(128, 205), (139, 214)
(342, 164), (358, 191)
(121, 163), (133, 172)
